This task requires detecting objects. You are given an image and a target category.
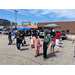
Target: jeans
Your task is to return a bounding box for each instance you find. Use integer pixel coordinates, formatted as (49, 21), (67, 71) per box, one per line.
(16, 43), (20, 50)
(43, 42), (48, 58)
(8, 38), (12, 44)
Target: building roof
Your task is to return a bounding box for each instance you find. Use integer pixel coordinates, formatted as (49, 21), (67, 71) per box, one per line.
(9, 26), (23, 28)
(27, 25), (37, 29)
(17, 26), (23, 28)
(0, 26), (4, 28)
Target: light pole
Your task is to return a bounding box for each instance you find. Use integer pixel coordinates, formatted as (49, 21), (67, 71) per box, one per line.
(14, 10), (18, 26)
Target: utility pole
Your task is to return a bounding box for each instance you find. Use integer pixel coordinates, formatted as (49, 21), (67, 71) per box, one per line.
(14, 10), (18, 26)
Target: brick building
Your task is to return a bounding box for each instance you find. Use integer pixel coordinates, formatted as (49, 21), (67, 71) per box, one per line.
(37, 21), (75, 33)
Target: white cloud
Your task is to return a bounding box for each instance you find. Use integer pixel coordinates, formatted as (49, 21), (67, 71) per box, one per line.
(4, 9), (28, 16)
(40, 9), (75, 19)
(5, 9), (14, 12)
(29, 9), (39, 14)
(4, 9), (75, 19)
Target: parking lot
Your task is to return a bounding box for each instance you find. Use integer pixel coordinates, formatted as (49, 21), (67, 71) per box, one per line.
(0, 34), (75, 65)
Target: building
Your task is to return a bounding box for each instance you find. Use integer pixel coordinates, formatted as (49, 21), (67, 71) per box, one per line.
(22, 22), (31, 26)
(0, 19), (10, 25)
(37, 21), (75, 33)
(0, 19), (17, 26)
(12, 22), (17, 25)
(27, 25), (37, 29)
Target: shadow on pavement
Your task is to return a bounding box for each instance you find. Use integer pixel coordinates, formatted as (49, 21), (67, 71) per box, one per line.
(59, 45), (63, 48)
(21, 48), (29, 51)
(59, 43), (63, 44)
(12, 43), (16, 45)
(47, 51), (60, 59)
(39, 53), (43, 56)
(24, 44), (30, 46)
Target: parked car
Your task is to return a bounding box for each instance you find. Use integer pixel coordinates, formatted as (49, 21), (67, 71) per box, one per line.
(39, 30), (44, 37)
(59, 30), (66, 36)
(0, 31), (2, 34)
(59, 30), (67, 40)
(31, 30), (38, 36)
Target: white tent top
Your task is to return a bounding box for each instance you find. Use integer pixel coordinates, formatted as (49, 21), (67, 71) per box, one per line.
(44, 23), (61, 28)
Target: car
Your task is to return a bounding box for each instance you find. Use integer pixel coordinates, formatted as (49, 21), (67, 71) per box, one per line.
(31, 30), (38, 36)
(39, 30), (44, 38)
(59, 30), (67, 40)
(59, 30), (66, 36)
(0, 31), (2, 34)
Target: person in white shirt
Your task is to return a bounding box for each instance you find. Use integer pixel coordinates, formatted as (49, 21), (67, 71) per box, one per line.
(52, 28), (55, 32)
(30, 34), (34, 48)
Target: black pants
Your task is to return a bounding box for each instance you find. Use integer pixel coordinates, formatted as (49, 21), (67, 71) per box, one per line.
(43, 42), (48, 58)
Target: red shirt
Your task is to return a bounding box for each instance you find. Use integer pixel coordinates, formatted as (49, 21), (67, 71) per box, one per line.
(11, 30), (14, 32)
(52, 37), (56, 43)
(59, 32), (62, 36)
(56, 33), (61, 39)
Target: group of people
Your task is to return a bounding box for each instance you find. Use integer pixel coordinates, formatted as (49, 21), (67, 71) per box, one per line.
(8, 31), (25, 51)
(31, 29), (62, 60)
(8, 29), (62, 60)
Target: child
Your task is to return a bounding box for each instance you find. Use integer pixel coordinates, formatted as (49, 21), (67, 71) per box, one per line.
(72, 37), (75, 57)
(50, 34), (56, 54)
(33, 34), (42, 57)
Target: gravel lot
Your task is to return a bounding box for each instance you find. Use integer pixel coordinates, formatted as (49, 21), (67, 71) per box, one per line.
(0, 34), (75, 65)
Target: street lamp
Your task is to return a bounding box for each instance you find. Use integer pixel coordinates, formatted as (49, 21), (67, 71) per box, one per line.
(14, 10), (18, 26)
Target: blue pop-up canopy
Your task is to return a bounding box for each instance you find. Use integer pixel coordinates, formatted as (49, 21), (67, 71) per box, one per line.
(0, 27), (3, 30)
(17, 26), (32, 30)
(5, 26), (11, 30)
(12, 26), (17, 30)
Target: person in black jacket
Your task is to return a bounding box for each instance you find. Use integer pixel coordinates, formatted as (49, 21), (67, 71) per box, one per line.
(13, 32), (23, 51)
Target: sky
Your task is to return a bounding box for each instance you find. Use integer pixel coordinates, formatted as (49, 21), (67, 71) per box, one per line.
(0, 9), (75, 25)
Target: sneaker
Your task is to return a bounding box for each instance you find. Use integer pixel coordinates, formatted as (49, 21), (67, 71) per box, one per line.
(8, 43), (11, 45)
(37, 54), (39, 56)
(35, 55), (37, 57)
(18, 50), (20, 51)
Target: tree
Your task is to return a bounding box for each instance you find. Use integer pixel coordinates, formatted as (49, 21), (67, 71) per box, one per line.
(34, 22), (37, 25)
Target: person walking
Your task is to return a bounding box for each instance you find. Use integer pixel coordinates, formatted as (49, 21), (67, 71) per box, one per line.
(33, 34), (42, 57)
(30, 34), (34, 48)
(8, 32), (12, 45)
(42, 29), (51, 60)
(13, 32), (23, 51)
(72, 37), (75, 57)
(20, 31), (25, 46)
(56, 31), (61, 48)
(50, 34), (56, 54)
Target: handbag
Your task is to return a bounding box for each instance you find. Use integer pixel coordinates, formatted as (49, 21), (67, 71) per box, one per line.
(23, 40), (26, 44)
